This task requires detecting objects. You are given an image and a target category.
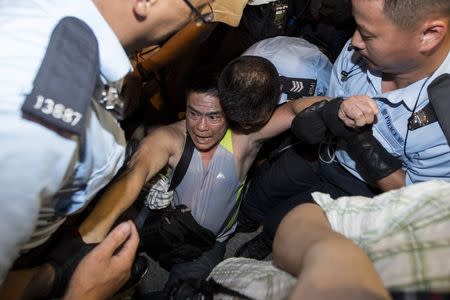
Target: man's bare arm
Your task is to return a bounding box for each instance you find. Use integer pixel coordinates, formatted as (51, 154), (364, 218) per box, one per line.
(273, 204), (391, 300)
(123, 22), (217, 112)
(136, 22), (216, 75)
(250, 96), (331, 144)
(79, 127), (180, 243)
(376, 169), (405, 191)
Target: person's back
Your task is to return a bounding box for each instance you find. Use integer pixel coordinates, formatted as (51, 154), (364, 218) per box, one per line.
(242, 36), (333, 102)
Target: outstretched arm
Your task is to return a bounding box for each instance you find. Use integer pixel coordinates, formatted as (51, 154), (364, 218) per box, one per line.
(79, 127), (180, 243)
(134, 22), (216, 77)
(273, 204), (391, 300)
(249, 96), (331, 144)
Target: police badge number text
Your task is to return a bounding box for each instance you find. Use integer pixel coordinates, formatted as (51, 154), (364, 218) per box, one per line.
(33, 95), (83, 126)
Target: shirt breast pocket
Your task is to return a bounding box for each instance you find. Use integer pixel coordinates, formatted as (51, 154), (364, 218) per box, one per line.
(406, 122), (448, 159)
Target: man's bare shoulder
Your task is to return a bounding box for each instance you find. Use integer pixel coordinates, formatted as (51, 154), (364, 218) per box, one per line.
(138, 121), (186, 159)
(142, 121), (185, 142)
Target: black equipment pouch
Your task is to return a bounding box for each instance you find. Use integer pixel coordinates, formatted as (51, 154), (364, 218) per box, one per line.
(21, 17), (99, 137)
(140, 205), (216, 270)
(280, 75), (317, 99)
(427, 73), (450, 144)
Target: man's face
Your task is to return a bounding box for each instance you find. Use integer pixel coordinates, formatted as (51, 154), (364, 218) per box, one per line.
(186, 92), (227, 152)
(143, 0), (213, 44)
(351, 0), (422, 75)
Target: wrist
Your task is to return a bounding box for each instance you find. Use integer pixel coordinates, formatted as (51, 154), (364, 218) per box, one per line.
(320, 97), (356, 139)
(64, 286), (98, 300)
(291, 100), (329, 144)
(79, 221), (110, 244)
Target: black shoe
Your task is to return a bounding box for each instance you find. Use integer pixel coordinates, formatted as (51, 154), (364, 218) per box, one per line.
(236, 212), (260, 233)
(235, 234), (271, 260)
(130, 253), (149, 283)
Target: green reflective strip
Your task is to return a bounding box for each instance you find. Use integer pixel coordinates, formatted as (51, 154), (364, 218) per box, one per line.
(222, 181), (245, 234)
(220, 129), (233, 153)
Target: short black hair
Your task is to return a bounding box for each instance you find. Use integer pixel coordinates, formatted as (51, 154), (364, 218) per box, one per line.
(217, 56), (280, 132)
(382, 0), (450, 30)
(186, 65), (220, 98)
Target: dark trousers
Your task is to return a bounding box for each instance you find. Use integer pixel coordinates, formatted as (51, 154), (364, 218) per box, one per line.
(145, 241), (226, 299)
(241, 147), (379, 243)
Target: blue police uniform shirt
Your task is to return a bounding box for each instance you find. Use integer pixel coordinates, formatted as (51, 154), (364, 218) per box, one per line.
(328, 39), (450, 185)
(0, 0), (131, 281)
(242, 36), (332, 103)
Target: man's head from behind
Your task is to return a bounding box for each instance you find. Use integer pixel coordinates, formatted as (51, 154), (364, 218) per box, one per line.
(351, 0), (450, 74)
(186, 67), (227, 153)
(218, 56), (281, 133)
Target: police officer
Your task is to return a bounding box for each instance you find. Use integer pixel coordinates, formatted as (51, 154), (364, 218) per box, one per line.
(242, 36), (332, 102)
(233, 36), (333, 251)
(0, 0), (213, 298)
(236, 0), (450, 260)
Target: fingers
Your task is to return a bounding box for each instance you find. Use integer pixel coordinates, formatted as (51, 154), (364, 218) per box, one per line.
(338, 96), (379, 128)
(96, 221), (133, 257)
(64, 222), (138, 300)
(112, 221), (139, 265)
(354, 98), (379, 126)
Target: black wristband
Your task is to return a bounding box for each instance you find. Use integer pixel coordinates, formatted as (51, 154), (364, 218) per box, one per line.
(312, 97), (402, 184)
(319, 97), (359, 139)
(291, 100), (329, 144)
(346, 131), (402, 184)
